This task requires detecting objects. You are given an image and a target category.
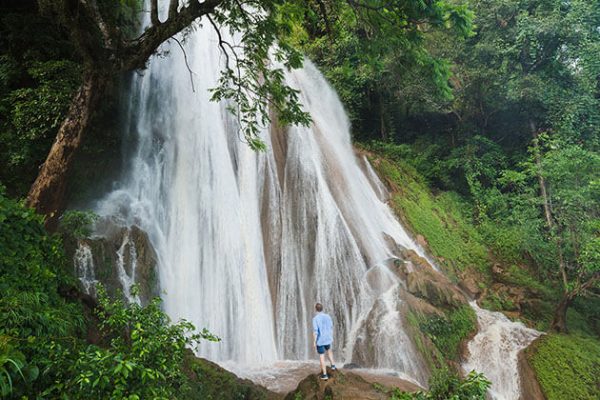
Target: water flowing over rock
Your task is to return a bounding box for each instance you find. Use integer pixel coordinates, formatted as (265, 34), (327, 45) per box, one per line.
(71, 221), (159, 305)
(91, 12), (430, 383)
(463, 302), (542, 400)
(76, 3), (543, 397)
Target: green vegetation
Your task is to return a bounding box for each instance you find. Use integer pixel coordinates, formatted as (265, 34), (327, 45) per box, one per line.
(529, 334), (600, 400)
(0, 190), (252, 399)
(419, 306), (477, 361)
(366, 143), (489, 275)
(391, 370), (490, 400)
(0, 5), (80, 197)
(1, 0), (599, 397)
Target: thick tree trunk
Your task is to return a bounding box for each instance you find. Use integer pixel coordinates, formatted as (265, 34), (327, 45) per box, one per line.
(25, 69), (106, 230)
(550, 293), (573, 333)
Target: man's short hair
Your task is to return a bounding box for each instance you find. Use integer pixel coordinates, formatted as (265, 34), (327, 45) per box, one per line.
(315, 303), (323, 312)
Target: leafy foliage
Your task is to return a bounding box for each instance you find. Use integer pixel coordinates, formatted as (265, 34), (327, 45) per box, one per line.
(279, 0), (474, 140)
(419, 306), (477, 360)
(0, 189), (222, 398)
(0, 6), (81, 196)
(43, 286), (220, 399)
(391, 370), (491, 400)
(59, 210), (99, 239)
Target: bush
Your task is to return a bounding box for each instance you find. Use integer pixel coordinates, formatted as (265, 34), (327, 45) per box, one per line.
(0, 188), (84, 397)
(419, 305), (477, 360)
(0, 190), (221, 398)
(391, 370), (491, 400)
(42, 286), (220, 399)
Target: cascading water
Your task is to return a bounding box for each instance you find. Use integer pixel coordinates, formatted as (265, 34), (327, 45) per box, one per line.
(94, 6), (428, 382)
(463, 302), (541, 400)
(86, 3), (541, 396)
(74, 242), (97, 296)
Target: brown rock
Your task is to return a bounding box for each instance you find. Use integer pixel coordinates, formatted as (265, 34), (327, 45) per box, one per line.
(285, 368), (420, 400)
(416, 234), (428, 248)
(459, 275), (481, 298)
(519, 339), (546, 400)
(395, 250), (468, 309)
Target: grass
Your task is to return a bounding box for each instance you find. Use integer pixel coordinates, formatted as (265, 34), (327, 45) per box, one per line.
(369, 154), (489, 276)
(528, 334), (600, 400)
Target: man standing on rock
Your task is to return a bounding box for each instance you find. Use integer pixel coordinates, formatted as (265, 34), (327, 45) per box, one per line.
(313, 302), (337, 380)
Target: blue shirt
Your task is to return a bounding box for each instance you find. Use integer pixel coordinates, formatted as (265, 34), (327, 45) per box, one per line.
(312, 312), (333, 346)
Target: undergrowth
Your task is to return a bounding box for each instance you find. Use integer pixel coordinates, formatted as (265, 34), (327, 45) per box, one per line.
(367, 148), (489, 276)
(529, 334), (600, 400)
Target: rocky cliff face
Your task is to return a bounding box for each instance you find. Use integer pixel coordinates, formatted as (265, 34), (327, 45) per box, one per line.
(66, 219), (159, 305)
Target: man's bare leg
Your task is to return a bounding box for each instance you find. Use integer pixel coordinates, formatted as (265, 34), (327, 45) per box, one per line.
(319, 353), (327, 376)
(326, 349), (336, 369)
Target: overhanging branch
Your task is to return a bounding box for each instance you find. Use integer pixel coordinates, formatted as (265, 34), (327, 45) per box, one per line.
(122, 0), (225, 71)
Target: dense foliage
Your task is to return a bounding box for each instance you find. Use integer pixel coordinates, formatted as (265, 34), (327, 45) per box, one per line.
(0, 2), (80, 196)
(0, 190), (223, 398)
(392, 370), (490, 400)
(312, 0), (600, 333)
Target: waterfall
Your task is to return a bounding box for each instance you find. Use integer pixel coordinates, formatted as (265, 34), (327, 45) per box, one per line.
(94, 12), (429, 380)
(74, 242), (98, 296)
(463, 302), (541, 400)
(87, 5), (541, 396)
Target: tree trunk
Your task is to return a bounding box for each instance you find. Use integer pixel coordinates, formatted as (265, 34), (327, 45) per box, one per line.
(25, 69), (107, 230)
(550, 292), (573, 333)
(530, 120), (553, 229)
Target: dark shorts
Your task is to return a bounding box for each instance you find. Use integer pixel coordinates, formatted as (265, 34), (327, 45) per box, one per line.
(316, 344), (331, 354)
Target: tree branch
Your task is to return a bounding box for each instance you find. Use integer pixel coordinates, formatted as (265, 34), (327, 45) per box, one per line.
(80, 0), (118, 51)
(169, 0), (179, 19)
(122, 0), (225, 71)
(170, 37), (195, 92)
(151, 0), (160, 26)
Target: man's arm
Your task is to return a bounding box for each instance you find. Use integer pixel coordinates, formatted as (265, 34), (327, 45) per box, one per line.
(312, 318), (319, 348)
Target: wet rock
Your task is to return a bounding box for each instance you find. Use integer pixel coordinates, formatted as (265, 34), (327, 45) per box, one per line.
(69, 219), (159, 305)
(416, 234), (428, 248)
(395, 250), (468, 309)
(519, 339), (546, 400)
(285, 368), (419, 400)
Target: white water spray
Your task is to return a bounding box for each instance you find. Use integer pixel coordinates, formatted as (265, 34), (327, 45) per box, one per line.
(88, 3), (542, 396)
(74, 242), (98, 296)
(95, 14), (427, 380)
(464, 302), (541, 400)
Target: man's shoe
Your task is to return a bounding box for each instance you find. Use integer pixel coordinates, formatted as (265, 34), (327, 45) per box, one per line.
(320, 374), (329, 381)
(330, 365), (337, 371)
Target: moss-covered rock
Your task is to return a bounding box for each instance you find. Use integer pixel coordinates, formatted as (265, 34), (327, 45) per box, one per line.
(182, 352), (281, 400)
(66, 220), (159, 305)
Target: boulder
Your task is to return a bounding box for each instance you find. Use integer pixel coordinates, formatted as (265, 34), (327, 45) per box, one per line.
(395, 250), (468, 309)
(183, 351), (281, 400)
(285, 368), (419, 400)
(69, 219), (159, 305)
